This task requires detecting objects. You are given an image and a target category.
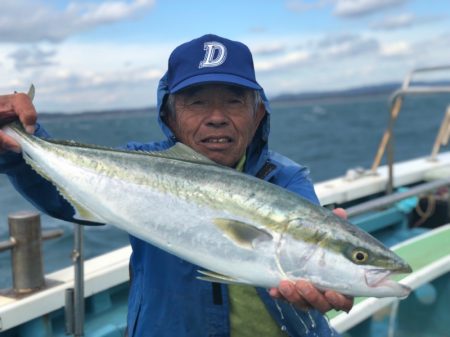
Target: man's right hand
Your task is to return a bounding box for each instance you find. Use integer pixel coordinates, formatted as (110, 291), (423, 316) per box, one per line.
(0, 92), (37, 153)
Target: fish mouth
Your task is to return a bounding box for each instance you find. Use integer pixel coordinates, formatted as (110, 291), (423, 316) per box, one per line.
(364, 267), (412, 297)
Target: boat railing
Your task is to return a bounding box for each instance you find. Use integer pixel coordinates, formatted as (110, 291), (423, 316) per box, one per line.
(0, 213), (87, 336)
(66, 224), (85, 337)
(370, 65), (450, 194)
(0, 211), (63, 293)
(430, 105), (450, 160)
(346, 177), (450, 218)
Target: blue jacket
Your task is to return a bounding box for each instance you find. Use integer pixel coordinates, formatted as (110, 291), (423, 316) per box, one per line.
(0, 77), (340, 337)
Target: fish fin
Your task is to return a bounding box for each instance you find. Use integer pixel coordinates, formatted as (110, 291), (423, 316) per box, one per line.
(213, 218), (273, 250)
(27, 84), (35, 101)
(197, 270), (251, 285)
(141, 143), (220, 166)
(22, 151), (53, 182)
(53, 186), (103, 223)
(22, 153), (104, 223)
(53, 183), (104, 223)
(69, 197), (104, 223)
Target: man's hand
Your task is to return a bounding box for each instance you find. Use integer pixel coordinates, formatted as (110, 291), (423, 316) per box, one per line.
(0, 92), (37, 153)
(269, 208), (354, 314)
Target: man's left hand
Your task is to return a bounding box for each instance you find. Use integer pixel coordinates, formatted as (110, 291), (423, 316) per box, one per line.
(268, 208), (354, 314)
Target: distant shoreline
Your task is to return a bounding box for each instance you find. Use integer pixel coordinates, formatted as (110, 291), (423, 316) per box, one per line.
(270, 92), (391, 109)
(39, 106), (157, 120)
(38, 79), (449, 117)
(38, 91), (394, 118)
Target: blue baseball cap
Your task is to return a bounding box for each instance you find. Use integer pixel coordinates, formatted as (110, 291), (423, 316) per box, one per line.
(167, 34), (262, 93)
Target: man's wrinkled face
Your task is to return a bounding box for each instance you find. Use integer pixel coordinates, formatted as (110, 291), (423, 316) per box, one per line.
(166, 84), (265, 167)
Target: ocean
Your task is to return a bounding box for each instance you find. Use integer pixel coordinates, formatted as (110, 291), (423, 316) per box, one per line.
(1, 94), (449, 288)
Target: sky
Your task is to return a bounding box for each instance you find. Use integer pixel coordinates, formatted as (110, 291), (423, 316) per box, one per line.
(1, 0), (449, 113)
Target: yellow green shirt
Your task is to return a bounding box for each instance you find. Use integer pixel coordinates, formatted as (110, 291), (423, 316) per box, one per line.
(229, 285), (287, 337)
(230, 156), (287, 337)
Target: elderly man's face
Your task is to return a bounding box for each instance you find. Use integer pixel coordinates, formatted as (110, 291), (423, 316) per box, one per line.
(166, 84), (265, 167)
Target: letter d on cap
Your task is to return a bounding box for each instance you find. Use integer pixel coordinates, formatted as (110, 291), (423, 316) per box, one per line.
(199, 42), (227, 68)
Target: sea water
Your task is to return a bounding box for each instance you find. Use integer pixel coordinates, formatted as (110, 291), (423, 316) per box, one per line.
(1, 94), (448, 288)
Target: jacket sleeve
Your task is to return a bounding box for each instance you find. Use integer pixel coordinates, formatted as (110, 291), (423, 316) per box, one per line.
(283, 166), (320, 205)
(0, 124), (77, 223)
(268, 156), (320, 206)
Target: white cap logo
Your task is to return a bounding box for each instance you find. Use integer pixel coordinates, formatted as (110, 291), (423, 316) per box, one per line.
(199, 41), (227, 68)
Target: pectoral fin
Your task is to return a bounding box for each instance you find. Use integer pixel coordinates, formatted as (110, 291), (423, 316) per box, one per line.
(213, 218), (273, 250)
(197, 270), (251, 285)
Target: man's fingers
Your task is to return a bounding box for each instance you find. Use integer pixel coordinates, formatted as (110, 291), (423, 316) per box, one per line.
(278, 281), (312, 311)
(0, 95), (14, 114)
(269, 287), (282, 299)
(324, 290), (354, 313)
(0, 92), (37, 133)
(332, 207), (347, 220)
(294, 280), (332, 314)
(0, 131), (21, 153)
(13, 93), (37, 133)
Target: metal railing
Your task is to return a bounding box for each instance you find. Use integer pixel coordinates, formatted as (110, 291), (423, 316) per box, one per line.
(346, 178), (450, 218)
(0, 211), (63, 293)
(370, 65), (450, 194)
(65, 224), (85, 337)
(0, 212), (85, 336)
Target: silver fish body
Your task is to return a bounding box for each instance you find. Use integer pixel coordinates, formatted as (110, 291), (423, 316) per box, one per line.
(3, 122), (412, 297)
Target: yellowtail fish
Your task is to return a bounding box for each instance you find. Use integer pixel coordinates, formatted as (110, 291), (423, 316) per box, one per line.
(2, 121), (412, 298)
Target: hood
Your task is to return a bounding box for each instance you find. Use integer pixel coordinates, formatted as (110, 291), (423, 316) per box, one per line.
(156, 72), (272, 176)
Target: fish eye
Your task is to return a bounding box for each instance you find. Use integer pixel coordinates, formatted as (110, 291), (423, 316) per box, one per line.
(352, 249), (369, 264)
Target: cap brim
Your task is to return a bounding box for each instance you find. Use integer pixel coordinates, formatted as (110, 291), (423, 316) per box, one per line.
(170, 73), (262, 93)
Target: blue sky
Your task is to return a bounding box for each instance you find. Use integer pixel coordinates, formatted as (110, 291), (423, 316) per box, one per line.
(1, 0), (449, 113)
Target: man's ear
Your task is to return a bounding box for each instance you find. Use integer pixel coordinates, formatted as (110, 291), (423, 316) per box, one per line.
(163, 111), (176, 131)
(254, 103), (266, 127)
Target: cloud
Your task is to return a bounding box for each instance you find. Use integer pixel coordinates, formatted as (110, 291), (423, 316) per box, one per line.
(316, 34), (380, 57)
(399, 32), (450, 66)
(371, 13), (446, 30)
(10, 64), (164, 112)
(379, 41), (412, 57)
(286, 0), (333, 12)
(0, 0), (155, 43)
(9, 46), (57, 70)
(0, 39), (171, 112)
(334, 0), (408, 17)
(255, 50), (310, 72)
(252, 43), (286, 56)
(252, 33), (380, 76)
(286, 0), (409, 17)
(371, 13), (415, 29)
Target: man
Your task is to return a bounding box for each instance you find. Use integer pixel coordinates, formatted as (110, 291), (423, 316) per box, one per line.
(0, 34), (352, 336)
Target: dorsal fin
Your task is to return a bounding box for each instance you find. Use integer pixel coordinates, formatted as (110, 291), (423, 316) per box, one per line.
(27, 84), (35, 101)
(141, 143), (220, 166)
(40, 140), (223, 167)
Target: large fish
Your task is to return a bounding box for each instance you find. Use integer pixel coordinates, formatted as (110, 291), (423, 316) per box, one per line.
(2, 121), (412, 298)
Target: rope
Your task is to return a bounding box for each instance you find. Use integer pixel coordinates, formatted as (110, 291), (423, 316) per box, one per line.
(413, 194), (436, 228)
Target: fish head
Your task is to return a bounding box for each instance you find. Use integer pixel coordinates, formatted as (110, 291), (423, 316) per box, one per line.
(277, 214), (412, 298)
